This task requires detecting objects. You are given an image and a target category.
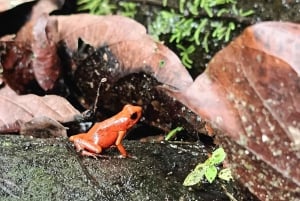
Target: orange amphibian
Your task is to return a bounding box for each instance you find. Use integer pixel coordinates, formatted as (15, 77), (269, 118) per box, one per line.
(69, 104), (142, 158)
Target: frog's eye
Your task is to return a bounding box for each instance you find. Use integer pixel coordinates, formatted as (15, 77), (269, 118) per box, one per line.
(130, 112), (138, 120)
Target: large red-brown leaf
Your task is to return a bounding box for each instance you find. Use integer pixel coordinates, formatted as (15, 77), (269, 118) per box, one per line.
(0, 85), (80, 134)
(163, 22), (300, 200)
(55, 14), (193, 90)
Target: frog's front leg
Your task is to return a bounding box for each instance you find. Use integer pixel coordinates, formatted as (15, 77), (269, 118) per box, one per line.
(70, 134), (103, 158)
(115, 130), (129, 157)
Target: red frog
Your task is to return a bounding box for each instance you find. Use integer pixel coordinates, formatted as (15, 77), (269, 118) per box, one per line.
(69, 104), (142, 158)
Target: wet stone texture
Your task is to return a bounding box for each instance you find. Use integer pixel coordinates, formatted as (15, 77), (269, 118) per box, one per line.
(0, 135), (257, 201)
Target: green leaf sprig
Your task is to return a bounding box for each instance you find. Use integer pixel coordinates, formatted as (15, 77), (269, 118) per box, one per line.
(183, 147), (232, 186)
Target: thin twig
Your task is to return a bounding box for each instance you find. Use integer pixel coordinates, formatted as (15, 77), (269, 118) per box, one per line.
(92, 78), (107, 115)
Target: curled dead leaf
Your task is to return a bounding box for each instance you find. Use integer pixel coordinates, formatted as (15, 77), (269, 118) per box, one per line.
(32, 14), (60, 90)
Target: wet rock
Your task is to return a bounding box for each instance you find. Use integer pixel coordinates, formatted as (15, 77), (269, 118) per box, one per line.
(0, 135), (257, 201)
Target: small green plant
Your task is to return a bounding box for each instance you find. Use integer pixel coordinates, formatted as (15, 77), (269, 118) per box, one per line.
(77, 0), (137, 17)
(118, 2), (137, 18)
(149, 0), (254, 68)
(165, 127), (184, 141)
(78, 0), (116, 15)
(183, 147), (232, 186)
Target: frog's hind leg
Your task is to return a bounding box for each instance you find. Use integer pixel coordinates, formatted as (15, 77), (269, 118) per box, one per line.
(72, 138), (103, 158)
(80, 150), (101, 159)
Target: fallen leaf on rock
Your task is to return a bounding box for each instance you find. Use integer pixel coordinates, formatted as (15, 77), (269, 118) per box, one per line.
(163, 22), (300, 200)
(20, 116), (67, 138)
(0, 85), (80, 134)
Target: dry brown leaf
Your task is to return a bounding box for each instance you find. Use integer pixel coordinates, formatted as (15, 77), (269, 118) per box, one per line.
(163, 22), (300, 200)
(20, 116), (67, 137)
(0, 85), (80, 134)
(57, 14), (146, 50)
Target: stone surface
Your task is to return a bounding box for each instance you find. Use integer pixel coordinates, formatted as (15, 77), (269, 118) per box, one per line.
(0, 135), (256, 201)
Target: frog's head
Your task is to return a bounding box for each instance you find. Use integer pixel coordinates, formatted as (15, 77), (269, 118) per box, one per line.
(122, 104), (142, 128)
